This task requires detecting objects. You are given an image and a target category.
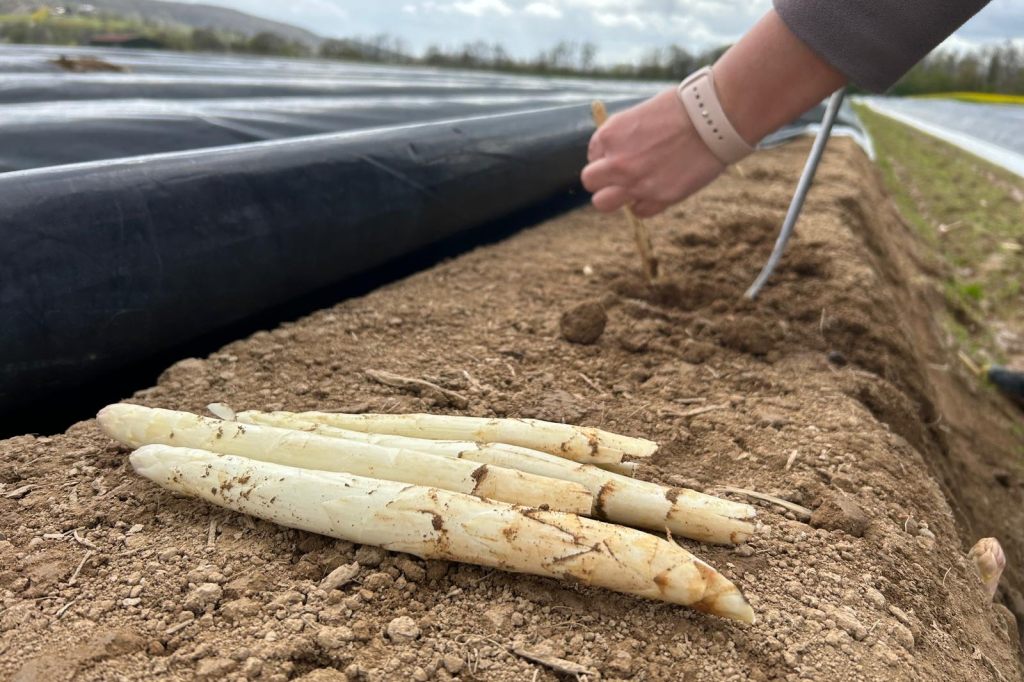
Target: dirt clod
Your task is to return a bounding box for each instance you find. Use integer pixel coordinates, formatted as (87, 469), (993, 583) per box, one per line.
(386, 615), (421, 642)
(221, 597), (259, 622)
(195, 657), (236, 679)
(321, 561), (360, 590)
(443, 654), (465, 674)
(810, 494), (870, 537)
(317, 626), (355, 650)
(560, 302), (607, 344)
(354, 545), (386, 567)
(394, 556), (425, 583)
(183, 582), (223, 613)
(606, 649), (634, 676)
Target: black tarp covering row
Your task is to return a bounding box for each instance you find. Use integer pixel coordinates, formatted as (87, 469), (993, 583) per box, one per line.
(0, 45), (866, 413)
(0, 102), (631, 411)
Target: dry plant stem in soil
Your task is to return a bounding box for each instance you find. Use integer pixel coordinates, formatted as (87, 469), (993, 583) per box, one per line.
(97, 404), (593, 514)
(238, 410), (756, 545)
(283, 410), (658, 464)
(591, 99), (659, 282)
(129, 444), (756, 623)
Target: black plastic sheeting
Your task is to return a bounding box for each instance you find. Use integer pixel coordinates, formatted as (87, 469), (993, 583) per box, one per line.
(0, 45), (866, 413)
(0, 45), (656, 172)
(0, 102), (633, 411)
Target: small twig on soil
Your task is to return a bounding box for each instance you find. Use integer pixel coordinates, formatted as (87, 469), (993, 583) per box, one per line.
(165, 620), (195, 636)
(461, 370), (483, 392)
(578, 372), (604, 395)
(366, 369), (469, 408)
(96, 482), (127, 499)
(957, 350), (985, 378)
(785, 450), (799, 471)
(512, 647), (599, 679)
(206, 517), (218, 550)
(942, 566), (953, 587)
(4, 484), (36, 499)
(53, 599), (79, 622)
(715, 486), (812, 520)
(72, 529), (98, 550)
(68, 550), (93, 587)
(676, 397), (707, 405)
(678, 404), (728, 418)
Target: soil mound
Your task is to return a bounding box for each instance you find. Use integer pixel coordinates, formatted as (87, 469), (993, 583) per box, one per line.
(2, 139), (1022, 681)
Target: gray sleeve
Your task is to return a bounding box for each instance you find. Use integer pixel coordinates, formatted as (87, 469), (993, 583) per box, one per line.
(772, 0), (991, 92)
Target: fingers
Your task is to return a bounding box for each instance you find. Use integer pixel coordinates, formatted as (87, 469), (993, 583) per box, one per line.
(631, 200), (668, 219)
(581, 158), (630, 193)
(587, 130), (605, 163)
(591, 186), (630, 213)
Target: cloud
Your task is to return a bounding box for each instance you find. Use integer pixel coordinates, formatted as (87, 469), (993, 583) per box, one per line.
(594, 11), (646, 30)
(524, 2), (562, 19)
(174, 0), (1024, 67)
(451, 0), (513, 17)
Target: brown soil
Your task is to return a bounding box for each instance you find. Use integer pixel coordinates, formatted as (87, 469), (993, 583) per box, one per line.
(3, 138), (1024, 681)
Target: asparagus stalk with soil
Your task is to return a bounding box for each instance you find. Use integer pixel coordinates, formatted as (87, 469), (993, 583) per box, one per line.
(275, 410), (658, 464)
(97, 404), (593, 515)
(237, 410), (756, 544)
(129, 444), (755, 622)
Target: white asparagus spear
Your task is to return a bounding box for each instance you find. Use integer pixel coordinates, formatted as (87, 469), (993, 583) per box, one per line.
(969, 537), (1006, 600)
(97, 404), (593, 515)
(130, 444), (755, 622)
(596, 461), (640, 477)
(285, 411), (656, 464)
(237, 411), (756, 545)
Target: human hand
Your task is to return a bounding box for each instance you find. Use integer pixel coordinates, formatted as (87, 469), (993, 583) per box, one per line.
(581, 88), (726, 218)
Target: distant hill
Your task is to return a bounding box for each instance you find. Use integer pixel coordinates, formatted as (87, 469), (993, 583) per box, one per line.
(0, 0), (324, 46)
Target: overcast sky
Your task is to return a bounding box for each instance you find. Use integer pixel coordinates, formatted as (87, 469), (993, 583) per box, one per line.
(186, 0), (1024, 63)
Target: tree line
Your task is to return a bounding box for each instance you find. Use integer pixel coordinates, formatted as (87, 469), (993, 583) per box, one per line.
(891, 42), (1024, 95)
(2, 10), (1022, 94)
(320, 36), (726, 80)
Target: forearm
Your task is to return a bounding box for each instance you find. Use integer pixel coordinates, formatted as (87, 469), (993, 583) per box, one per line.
(714, 10), (846, 146)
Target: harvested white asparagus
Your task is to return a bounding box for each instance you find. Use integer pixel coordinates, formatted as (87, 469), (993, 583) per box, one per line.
(97, 404), (593, 515)
(595, 460), (640, 477)
(236, 411), (756, 545)
(278, 411), (657, 464)
(130, 444), (755, 622)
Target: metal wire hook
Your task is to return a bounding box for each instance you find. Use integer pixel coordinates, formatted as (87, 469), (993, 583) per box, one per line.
(745, 88), (847, 300)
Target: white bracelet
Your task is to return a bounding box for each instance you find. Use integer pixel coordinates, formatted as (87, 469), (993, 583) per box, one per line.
(677, 66), (754, 165)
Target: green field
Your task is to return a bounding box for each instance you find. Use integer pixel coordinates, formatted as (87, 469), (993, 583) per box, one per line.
(915, 92), (1024, 105)
(855, 104), (1024, 365)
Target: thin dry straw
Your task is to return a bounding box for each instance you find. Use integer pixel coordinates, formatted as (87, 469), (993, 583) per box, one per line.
(590, 100), (659, 283)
